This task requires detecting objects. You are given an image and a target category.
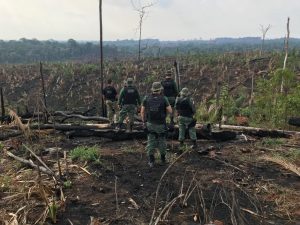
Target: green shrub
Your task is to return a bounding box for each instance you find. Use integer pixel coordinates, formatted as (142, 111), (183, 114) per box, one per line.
(261, 138), (284, 147)
(70, 146), (100, 162)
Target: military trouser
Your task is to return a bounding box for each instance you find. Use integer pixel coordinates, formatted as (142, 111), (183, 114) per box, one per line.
(146, 122), (167, 157)
(167, 97), (176, 123)
(106, 100), (119, 124)
(118, 104), (136, 127)
(178, 116), (197, 141)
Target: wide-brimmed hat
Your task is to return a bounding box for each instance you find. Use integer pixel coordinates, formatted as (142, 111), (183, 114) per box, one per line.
(180, 87), (190, 97)
(151, 82), (163, 92)
(127, 77), (134, 85)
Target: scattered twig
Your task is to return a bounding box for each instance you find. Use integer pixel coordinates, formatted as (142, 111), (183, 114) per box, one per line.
(6, 151), (54, 176)
(149, 150), (190, 225)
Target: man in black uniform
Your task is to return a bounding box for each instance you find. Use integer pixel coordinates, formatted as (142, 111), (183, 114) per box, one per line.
(103, 79), (118, 126)
(141, 82), (172, 167)
(161, 71), (178, 124)
(116, 78), (141, 132)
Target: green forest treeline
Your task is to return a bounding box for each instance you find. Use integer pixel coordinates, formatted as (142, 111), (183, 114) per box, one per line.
(1, 37), (300, 64)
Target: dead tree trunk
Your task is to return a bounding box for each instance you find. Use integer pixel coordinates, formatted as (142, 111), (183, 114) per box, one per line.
(99, 0), (105, 117)
(259, 24), (271, 56)
(0, 87), (5, 124)
(174, 60), (181, 90)
(39, 62), (48, 123)
(281, 17), (290, 93)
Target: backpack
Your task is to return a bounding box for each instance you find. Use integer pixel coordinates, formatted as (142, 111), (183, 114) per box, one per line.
(104, 86), (117, 100)
(176, 97), (194, 117)
(146, 95), (167, 124)
(123, 86), (138, 105)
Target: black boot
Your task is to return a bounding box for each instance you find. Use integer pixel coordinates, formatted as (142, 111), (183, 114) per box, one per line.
(148, 155), (155, 168)
(191, 140), (197, 149)
(115, 123), (123, 131)
(178, 141), (184, 154)
(161, 154), (166, 164)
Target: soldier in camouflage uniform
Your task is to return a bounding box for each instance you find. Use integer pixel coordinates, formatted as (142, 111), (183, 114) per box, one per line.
(116, 78), (141, 132)
(141, 82), (172, 167)
(103, 79), (119, 126)
(161, 71), (178, 124)
(175, 87), (197, 149)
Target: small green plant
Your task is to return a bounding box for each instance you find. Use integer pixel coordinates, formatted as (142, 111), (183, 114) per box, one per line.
(48, 201), (58, 223)
(121, 146), (136, 153)
(261, 138), (284, 147)
(70, 146), (100, 162)
(0, 142), (4, 151)
(63, 180), (72, 189)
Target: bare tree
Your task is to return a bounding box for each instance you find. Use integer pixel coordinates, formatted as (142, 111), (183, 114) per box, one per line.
(281, 17), (290, 93)
(131, 0), (154, 63)
(99, 0), (105, 116)
(259, 24), (271, 56)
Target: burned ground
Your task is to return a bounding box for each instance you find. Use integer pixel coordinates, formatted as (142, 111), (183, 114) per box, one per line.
(0, 133), (299, 225)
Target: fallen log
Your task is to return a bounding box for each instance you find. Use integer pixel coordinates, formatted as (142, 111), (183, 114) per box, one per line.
(288, 117), (300, 127)
(65, 126), (236, 142)
(0, 130), (23, 140)
(54, 111), (109, 123)
(219, 124), (298, 138)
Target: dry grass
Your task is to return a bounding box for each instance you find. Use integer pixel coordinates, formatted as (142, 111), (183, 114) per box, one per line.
(8, 109), (31, 139)
(255, 182), (300, 219)
(260, 155), (300, 177)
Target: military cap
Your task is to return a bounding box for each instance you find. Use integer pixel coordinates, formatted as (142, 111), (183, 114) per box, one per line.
(151, 82), (163, 92)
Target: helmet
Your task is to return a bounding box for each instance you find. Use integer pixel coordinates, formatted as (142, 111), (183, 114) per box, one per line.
(127, 77), (134, 85)
(180, 87), (190, 97)
(151, 82), (163, 93)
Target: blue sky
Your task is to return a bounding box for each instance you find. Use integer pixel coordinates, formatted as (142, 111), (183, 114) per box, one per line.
(0, 0), (299, 41)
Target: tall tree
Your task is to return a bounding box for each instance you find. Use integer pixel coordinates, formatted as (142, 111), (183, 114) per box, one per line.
(99, 0), (105, 116)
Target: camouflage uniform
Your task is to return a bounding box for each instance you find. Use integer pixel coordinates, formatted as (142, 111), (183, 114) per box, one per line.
(142, 82), (170, 166)
(175, 88), (197, 147)
(117, 78), (141, 130)
(103, 85), (118, 124)
(161, 77), (178, 123)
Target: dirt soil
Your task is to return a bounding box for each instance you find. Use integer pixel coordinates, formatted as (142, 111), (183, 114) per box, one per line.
(0, 133), (300, 225)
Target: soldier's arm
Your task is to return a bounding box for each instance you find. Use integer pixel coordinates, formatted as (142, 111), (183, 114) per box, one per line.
(141, 96), (147, 123)
(141, 106), (146, 123)
(190, 98), (196, 114)
(165, 97), (172, 115)
(166, 105), (172, 115)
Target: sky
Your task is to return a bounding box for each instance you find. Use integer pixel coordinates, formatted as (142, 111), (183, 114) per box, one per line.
(0, 0), (299, 41)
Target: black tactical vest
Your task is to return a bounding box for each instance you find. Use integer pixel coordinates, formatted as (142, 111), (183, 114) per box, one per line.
(104, 86), (116, 100)
(123, 86), (138, 105)
(146, 95), (167, 124)
(176, 97), (194, 117)
(162, 79), (176, 97)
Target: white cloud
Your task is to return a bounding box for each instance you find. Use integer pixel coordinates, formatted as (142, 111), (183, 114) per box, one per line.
(0, 0), (299, 40)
